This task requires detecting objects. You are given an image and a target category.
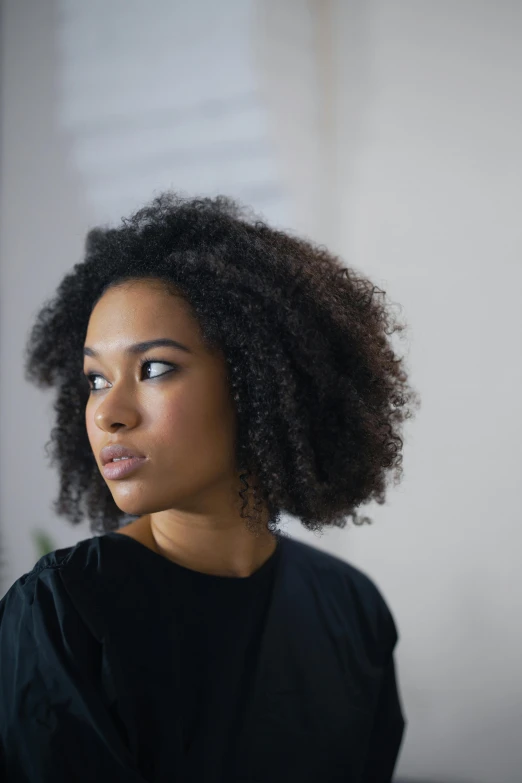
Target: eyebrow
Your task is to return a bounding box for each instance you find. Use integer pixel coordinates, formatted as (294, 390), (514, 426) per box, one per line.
(83, 338), (193, 359)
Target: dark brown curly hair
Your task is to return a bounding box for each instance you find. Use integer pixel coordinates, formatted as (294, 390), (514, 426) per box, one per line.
(24, 192), (421, 537)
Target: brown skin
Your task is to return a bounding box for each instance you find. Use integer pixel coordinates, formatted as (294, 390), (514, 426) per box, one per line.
(83, 278), (277, 578)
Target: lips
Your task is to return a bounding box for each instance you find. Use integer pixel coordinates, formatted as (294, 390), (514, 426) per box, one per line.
(100, 444), (145, 466)
(102, 454), (146, 480)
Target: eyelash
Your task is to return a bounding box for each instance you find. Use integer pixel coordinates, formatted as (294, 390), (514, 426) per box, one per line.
(84, 357), (179, 393)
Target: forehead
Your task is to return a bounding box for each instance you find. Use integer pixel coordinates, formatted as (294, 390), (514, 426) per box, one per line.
(85, 280), (198, 343)
(84, 281), (209, 366)
(83, 281), (230, 375)
(83, 278), (235, 369)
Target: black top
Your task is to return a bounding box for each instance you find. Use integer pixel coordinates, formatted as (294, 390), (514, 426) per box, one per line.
(0, 530), (406, 782)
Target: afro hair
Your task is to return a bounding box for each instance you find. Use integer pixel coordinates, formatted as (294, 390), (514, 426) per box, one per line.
(24, 192), (421, 536)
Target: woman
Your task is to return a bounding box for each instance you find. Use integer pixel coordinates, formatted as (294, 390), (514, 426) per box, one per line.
(0, 193), (420, 782)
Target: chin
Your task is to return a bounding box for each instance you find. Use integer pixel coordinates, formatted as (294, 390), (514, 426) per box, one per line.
(108, 488), (152, 517)
(110, 488), (170, 518)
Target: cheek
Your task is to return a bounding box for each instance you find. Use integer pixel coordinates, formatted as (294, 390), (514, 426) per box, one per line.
(152, 389), (233, 453)
(152, 396), (201, 444)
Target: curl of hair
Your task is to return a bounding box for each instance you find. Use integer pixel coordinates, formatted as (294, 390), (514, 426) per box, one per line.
(25, 192), (421, 537)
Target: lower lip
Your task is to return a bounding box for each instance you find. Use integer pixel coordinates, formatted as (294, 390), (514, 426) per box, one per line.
(102, 457), (147, 480)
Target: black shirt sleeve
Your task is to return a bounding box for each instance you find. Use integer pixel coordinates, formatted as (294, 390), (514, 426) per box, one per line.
(0, 562), (148, 783)
(360, 652), (406, 782)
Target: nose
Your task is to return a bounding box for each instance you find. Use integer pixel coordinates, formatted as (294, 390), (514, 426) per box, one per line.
(93, 388), (140, 433)
(95, 410), (140, 432)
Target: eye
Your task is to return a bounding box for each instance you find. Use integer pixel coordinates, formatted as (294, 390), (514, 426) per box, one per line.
(141, 360), (177, 379)
(83, 360), (179, 392)
(86, 374), (108, 392)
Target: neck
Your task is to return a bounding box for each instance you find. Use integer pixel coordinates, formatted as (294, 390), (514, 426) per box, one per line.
(117, 513), (278, 578)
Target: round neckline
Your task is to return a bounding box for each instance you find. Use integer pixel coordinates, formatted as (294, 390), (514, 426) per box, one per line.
(103, 529), (283, 584)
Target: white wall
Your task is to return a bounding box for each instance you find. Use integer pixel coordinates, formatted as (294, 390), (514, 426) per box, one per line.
(1, 1), (521, 781)
(332, 3), (522, 781)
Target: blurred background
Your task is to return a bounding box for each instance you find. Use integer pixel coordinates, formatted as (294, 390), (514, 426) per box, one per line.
(1, 1), (521, 781)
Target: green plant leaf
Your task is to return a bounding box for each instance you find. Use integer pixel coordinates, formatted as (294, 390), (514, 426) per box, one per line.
(31, 529), (57, 560)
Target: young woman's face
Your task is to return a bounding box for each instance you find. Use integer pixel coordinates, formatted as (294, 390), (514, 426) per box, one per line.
(83, 278), (240, 519)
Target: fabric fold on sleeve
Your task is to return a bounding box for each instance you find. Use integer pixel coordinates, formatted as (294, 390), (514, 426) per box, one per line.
(359, 600), (407, 783)
(0, 564), (149, 783)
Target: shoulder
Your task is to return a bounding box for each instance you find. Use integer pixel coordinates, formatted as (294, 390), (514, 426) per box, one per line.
(0, 535), (104, 628)
(0, 538), (108, 729)
(281, 533), (400, 656)
(282, 532), (385, 597)
(3, 533), (101, 588)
